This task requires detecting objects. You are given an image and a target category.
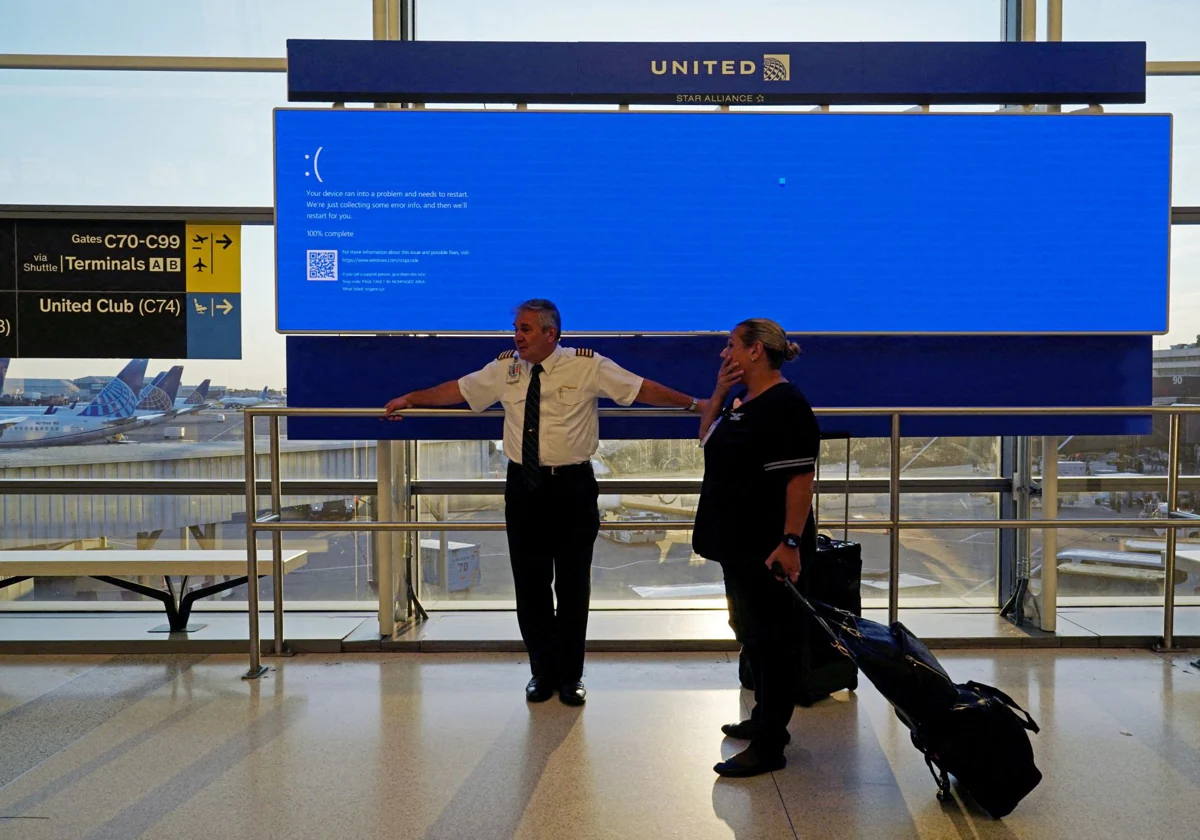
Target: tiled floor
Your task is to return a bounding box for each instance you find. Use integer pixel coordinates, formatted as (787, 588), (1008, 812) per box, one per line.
(1, 649), (1199, 839)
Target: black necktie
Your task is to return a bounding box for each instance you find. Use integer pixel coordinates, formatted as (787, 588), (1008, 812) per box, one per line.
(522, 363), (544, 489)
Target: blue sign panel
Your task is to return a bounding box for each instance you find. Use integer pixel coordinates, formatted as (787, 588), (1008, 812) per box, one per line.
(286, 40), (1147, 105)
(286, 335), (1152, 440)
(186, 292), (241, 359)
(274, 109), (1171, 335)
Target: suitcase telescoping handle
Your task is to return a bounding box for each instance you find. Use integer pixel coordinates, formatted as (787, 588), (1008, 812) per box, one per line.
(818, 430), (852, 542)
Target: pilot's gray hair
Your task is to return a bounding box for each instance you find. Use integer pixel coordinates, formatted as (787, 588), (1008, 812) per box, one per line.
(516, 299), (562, 340)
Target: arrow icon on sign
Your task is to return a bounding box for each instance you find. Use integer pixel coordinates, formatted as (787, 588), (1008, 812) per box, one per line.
(217, 234), (233, 249)
(217, 299), (233, 315)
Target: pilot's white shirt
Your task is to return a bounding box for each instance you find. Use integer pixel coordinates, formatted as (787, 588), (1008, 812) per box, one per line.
(458, 345), (644, 467)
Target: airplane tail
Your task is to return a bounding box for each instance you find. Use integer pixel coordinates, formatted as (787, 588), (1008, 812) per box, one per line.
(135, 372), (166, 409)
(0, 358), (9, 393)
(137, 366), (183, 410)
(78, 359), (147, 418)
(260, 386), (269, 401)
(185, 379), (211, 405)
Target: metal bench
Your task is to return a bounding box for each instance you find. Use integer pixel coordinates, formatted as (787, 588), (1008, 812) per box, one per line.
(0, 550), (307, 633)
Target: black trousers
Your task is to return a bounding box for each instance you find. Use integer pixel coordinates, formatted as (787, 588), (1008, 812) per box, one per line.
(721, 558), (798, 755)
(505, 461), (600, 682)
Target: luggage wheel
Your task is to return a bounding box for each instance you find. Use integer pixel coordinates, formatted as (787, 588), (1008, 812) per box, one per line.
(923, 754), (951, 802)
(935, 771), (951, 802)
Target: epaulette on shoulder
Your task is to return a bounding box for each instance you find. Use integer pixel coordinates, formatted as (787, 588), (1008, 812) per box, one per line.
(496, 349), (516, 360)
(574, 347), (594, 358)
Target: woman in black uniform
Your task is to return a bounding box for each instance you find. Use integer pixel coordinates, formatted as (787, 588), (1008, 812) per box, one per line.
(693, 318), (821, 778)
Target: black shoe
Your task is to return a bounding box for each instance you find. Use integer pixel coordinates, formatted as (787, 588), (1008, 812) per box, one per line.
(714, 746), (787, 778)
(720, 720), (791, 745)
(525, 676), (555, 703)
(559, 680), (587, 706)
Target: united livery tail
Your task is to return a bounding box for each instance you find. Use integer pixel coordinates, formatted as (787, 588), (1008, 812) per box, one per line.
(78, 359), (147, 418)
(136, 372), (165, 406)
(259, 386), (269, 401)
(136, 365), (183, 411)
(185, 379), (211, 405)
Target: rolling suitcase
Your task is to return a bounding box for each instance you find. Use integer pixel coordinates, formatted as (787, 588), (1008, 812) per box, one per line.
(776, 579), (1042, 818)
(737, 431), (862, 705)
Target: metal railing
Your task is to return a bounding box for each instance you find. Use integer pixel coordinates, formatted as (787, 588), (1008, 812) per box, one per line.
(240, 403), (1200, 678)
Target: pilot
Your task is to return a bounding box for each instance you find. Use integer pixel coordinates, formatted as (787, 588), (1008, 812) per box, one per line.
(384, 299), (701, 705)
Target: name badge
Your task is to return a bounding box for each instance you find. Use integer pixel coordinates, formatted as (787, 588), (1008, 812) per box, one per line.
(506, 361), (521, 383)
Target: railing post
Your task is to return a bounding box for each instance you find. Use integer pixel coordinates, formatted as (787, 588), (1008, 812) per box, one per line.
(400, 439), (418, 621)
(1038, 437), (1058, 632)
(1163, 412), (1181, 649)
(242, 409), (266, 679)
(889, 412), (901, 624)
(269, 415), (286, 655)
(376, 439), (395, 637)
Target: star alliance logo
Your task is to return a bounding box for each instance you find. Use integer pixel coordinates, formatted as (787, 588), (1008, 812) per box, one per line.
(762, 54), (790, 81)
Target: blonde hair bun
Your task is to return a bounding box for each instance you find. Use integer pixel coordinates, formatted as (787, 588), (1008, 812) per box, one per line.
(783, 341), (801, 361)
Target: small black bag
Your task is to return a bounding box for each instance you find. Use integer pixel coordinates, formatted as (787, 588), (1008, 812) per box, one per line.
(780, 585), (1042, 818)
(910, 681), (1042, 819)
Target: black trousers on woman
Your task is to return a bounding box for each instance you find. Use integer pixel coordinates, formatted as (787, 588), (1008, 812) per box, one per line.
(721, 558), (798, 755)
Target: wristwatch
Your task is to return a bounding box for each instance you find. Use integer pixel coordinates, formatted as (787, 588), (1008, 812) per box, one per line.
(687, 397), (699, 412)
(782, 533), (803, 550)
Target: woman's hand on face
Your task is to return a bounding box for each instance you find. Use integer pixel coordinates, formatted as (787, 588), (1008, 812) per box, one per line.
(712, 356), (743, 401)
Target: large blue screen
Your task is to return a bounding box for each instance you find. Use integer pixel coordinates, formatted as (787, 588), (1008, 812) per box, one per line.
(274, 109), (1170, 334)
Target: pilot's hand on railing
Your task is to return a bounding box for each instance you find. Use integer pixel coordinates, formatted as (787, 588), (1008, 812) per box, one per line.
(382, 394), (412, 421)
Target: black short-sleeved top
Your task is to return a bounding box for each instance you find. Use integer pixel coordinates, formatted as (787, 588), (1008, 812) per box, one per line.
(693, 381), (821, 566)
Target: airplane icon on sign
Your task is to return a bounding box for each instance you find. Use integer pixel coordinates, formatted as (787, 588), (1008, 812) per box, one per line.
(193, 258), (207, 272)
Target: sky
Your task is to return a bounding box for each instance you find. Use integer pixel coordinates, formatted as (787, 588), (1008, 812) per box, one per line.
(0, 0), (1197, 387)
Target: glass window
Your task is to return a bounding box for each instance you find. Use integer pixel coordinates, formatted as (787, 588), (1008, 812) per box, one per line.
(1105, 78), (1200, 206)
(1030, 519), (1200, 608)
(0, 493), (379, 608)
(1062, 0), (1200, 61)
(1166, 225), (1200, 349)
(0, 0), (372, 57)
(418, 0), (999, 41)
(0, 70), (285, 206)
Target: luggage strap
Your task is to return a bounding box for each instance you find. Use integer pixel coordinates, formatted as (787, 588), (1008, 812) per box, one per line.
(779, 577), (860, 664)
(964, 680), (1040, 733)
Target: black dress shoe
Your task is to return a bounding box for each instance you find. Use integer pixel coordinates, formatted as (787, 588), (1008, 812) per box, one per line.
(525, 677), (555, 703)
(714, 746), (787, 778)
(559, 680), (586, 706)
(720, 720), (790, 744)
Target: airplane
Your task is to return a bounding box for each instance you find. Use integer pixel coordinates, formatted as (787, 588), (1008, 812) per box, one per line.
(0, 359), (156, 448)
(0, 358), (8, 392)
(222, 386), (273, 410)
(174, 379), (211, 415)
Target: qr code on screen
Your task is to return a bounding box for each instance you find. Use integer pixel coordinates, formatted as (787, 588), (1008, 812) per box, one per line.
(306, 249), (338, 281)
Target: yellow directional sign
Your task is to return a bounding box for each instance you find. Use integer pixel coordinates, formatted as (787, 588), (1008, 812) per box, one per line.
(185, 223), (241, 294)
